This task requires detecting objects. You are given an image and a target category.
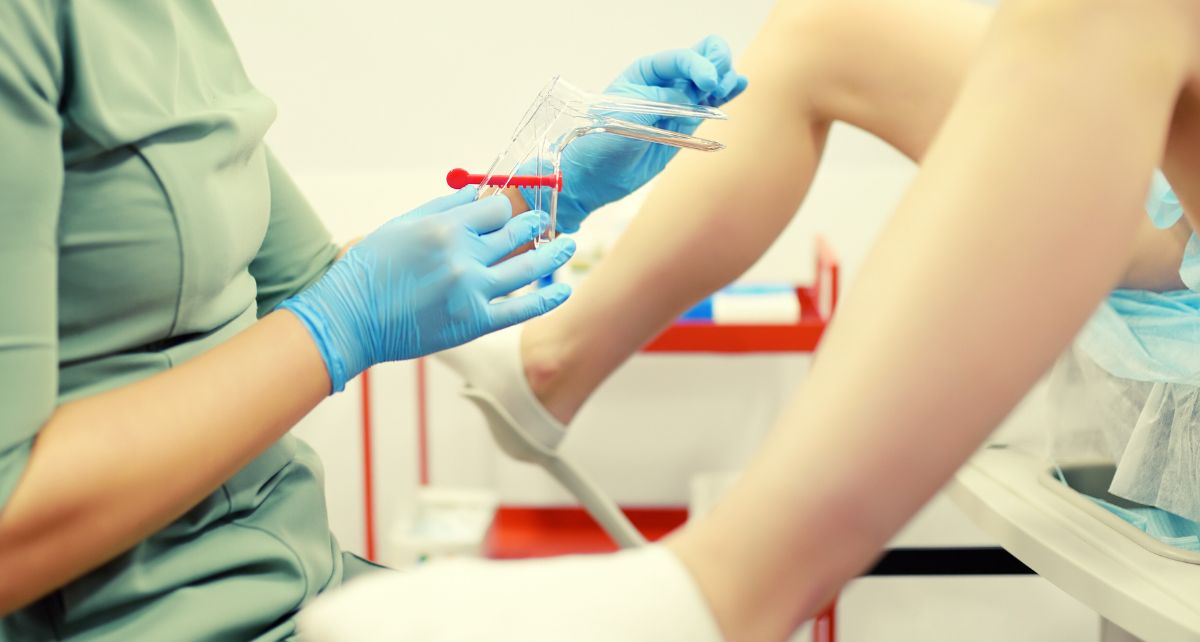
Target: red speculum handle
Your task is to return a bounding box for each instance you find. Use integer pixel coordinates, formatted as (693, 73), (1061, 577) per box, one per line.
(446, 167), (562, 192)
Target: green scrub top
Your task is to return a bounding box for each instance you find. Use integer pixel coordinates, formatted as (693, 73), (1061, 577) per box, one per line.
(0, 2), (358, 639)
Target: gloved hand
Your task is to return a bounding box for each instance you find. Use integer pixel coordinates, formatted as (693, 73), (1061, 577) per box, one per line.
(544, 35), (749, 234)
(280, 188), (575, 393)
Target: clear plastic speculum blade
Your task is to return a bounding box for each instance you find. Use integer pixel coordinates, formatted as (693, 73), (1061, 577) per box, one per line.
(470, 75), (729, 247)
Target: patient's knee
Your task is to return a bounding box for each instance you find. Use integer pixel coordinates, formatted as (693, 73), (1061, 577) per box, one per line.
(771, 0), (876, 51)
(761, 0), (886, 102)
(766, 0), (933, 118)
(992, 0), (1194, 66)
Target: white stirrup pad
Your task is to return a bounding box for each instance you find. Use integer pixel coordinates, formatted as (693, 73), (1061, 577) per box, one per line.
(300, 545), (725, 642)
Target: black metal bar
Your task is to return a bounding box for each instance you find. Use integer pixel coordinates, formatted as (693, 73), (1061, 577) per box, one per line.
(863, 547), (1035, 576)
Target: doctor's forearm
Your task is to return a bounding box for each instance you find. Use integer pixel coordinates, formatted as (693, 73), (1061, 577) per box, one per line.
(0, 311), (329, 614)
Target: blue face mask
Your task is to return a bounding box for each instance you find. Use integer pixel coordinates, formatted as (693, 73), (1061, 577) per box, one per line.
(1145, 170), (1185, 230)
(1143, 169), (1200, 290)
(1075, 172), (1200, 385)
(1087, 496), (1200, 554)
(1181, 235), (1200, 292)
(1078, 289), (1200, 385)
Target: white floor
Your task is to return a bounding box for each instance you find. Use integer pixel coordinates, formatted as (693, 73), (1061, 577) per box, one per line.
(789, 576), (1099, 642)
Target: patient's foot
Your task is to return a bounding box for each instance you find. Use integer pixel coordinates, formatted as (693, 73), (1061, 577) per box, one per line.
(434, 325), (570, 454)
(518, 317), (589, 425)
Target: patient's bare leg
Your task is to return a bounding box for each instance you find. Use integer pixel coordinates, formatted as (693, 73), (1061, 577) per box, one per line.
(672, 1), (1200, 638)
(512, 0), (1183, 427)
(522, 0), (989, 423)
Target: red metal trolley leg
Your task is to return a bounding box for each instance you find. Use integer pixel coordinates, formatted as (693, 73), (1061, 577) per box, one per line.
(813, 594), (837, 642)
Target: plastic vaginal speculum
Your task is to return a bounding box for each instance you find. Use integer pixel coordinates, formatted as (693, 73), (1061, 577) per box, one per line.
(449, 76), (729, 246)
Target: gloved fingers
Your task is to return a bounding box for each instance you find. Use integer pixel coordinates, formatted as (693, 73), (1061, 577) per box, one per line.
(599, 84), (702, 126)
(484, 236), (575, 298)
(487, 282), (572, 329)
(405, 187), (479, 221)
(451, 193), (514, 235)
(714, 70), (739, 100)
(629, 85), (705, 129)
(692, 35), (733, 79)
(477, 210), (550, 264)
(690, 36), (747, 107)
(703, 72), (748, 108)
(636, 84), (700, 107)
(721, 74), (750, 105)
(627, 49), (720, 94)
(555, 211), (582, 235)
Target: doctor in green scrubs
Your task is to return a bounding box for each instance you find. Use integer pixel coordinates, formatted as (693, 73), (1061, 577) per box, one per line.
(0, 2), (746, 639)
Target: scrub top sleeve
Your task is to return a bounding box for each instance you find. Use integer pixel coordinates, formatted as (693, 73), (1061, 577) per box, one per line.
(0, 1), (64, 511)
(250, 148), (340, 317)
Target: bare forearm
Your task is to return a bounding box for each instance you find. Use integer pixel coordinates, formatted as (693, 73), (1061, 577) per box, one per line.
(0, 311), (329, 613)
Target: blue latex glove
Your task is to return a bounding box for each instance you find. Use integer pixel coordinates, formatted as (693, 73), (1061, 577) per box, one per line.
(280, 188), (575, 392)
(542, 35), (749, 233)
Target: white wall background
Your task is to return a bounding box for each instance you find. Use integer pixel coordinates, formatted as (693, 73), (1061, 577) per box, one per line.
(215, 1), (1100, 639)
